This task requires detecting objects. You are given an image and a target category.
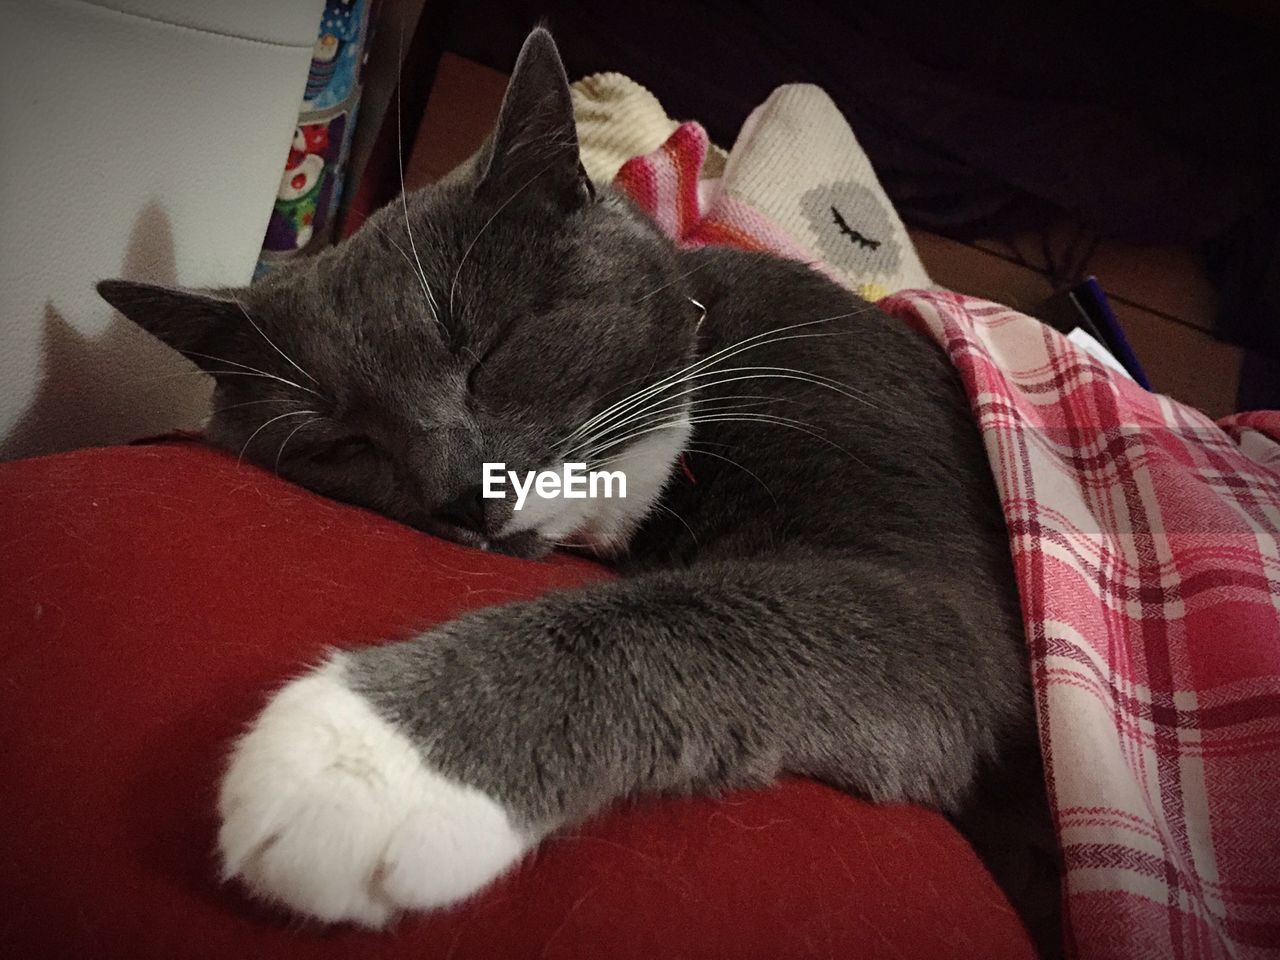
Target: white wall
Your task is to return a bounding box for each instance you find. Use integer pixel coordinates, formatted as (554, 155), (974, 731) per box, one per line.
(0, 0), (325, 460)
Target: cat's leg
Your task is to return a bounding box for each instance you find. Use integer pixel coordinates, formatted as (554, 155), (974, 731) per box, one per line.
(218, 557), (1028, 927)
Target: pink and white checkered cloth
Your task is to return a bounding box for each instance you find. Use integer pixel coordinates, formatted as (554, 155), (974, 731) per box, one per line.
(616, 121), (1280, 959)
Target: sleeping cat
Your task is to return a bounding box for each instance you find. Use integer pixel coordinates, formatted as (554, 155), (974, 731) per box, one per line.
(99, 28), (1059, 954)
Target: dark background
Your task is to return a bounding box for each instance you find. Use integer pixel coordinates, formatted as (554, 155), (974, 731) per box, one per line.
(408, 0), (1280, 407)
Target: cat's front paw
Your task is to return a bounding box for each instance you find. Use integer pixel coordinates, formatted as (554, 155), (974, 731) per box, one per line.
(217, 655), (530, 927)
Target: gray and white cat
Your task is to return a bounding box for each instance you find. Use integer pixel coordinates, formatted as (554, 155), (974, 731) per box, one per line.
(99, 28), (1058, 953)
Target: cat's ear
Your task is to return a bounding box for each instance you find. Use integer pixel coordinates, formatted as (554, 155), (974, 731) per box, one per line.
(475, 27), (590, 210)
(97, 279), (245, 372)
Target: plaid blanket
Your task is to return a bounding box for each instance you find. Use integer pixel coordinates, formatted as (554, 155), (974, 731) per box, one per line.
(616, 121), (1280, 959)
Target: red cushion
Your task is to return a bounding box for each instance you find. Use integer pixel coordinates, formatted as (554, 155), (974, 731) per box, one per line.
(0, 441), (1035, 960)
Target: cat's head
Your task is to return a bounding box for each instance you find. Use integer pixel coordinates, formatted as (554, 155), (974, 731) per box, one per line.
(99, 29), (698, 558)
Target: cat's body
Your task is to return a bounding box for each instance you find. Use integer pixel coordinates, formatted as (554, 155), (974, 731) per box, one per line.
(345, 236), (1032, 823)
(628, 245), (1011, 578)
(99, 29), (1058, 955)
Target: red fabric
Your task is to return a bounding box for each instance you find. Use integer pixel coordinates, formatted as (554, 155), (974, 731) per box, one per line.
(0, 441), (1033, 960)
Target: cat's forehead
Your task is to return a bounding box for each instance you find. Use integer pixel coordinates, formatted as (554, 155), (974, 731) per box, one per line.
(354, 192), (576, 294)
(243, 179), (684, 402)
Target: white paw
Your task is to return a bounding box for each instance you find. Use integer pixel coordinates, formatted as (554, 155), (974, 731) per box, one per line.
(218, 655), (531, 927)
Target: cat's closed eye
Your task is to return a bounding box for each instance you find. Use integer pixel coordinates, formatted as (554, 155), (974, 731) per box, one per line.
(310, 437), (377, 465)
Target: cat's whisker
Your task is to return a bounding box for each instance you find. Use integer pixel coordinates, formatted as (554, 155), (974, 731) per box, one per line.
(581, 411), (866, 471)
(562, 358), (880, 459)
(368, 221), (447, 330)
(567, 355), (882, 453)
(595, 331), (881, 436)
(649, 501), (699, 547)
(211, 398), (305, 416)
(694, 365), (885, 408)
(178, 351), (324, 399)
(584, 412), (815, 461)
(678, 443), (779, 505)
(448, 158), (560, 322)
(206, 371), (311, 396)
(227, 293), (322, 388)
(237, 410), (319, 467)
(631, 262), (710, 304)
(562, 314), (849, 441)
(274, 417), (325, 474)
(697, 413), (866, 467)
(123, 368), (324, 397)
(561, 308), (878, 445)
(563, 393), (783, 459)
(579, 360), (844, 437)
(590, 438), (779, 507)
(577, 416), (708, 465)
(393, 22), (443, 328)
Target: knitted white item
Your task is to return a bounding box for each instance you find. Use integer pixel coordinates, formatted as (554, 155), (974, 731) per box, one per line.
(717, 84), (932, 297)
(570, 72), (727, 184)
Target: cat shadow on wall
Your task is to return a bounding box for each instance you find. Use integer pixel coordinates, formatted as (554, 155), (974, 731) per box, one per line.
(0, 203), (214, 461)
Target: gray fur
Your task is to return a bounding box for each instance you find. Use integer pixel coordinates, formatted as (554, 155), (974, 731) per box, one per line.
(98, 28), (1059, 953)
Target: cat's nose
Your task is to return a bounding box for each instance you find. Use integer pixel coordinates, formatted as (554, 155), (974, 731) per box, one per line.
(434, 484), (489, 533)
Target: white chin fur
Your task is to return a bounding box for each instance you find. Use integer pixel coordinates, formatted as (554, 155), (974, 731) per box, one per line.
(218, 655), (530, 927)
(503, 417), (691, 556)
